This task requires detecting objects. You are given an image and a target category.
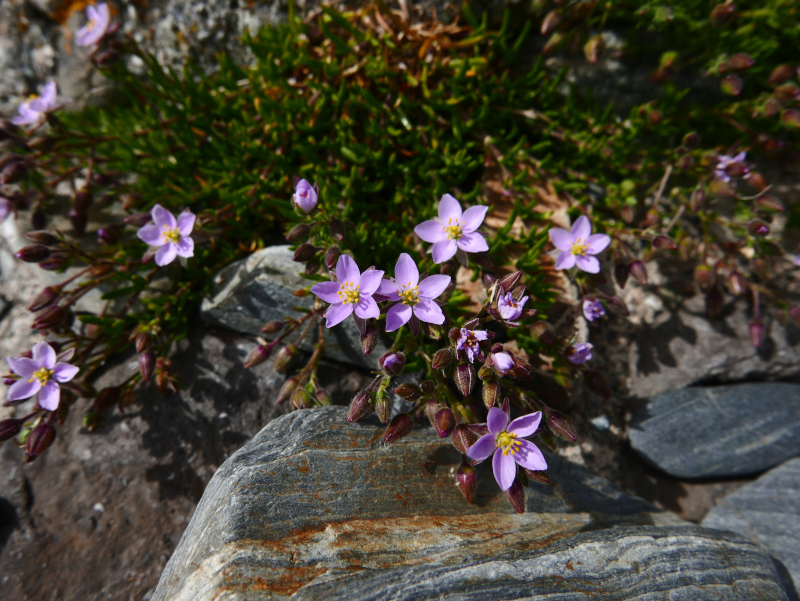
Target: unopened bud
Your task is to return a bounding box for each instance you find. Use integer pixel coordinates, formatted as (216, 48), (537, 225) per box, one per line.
(775, 84), (800, 104)
(689, 188), (706, 212)
(710, 3), (735, 26)
(73, 190), (93, 213)
(583, 35), (604, 63)
(394, 383), (422, 401)
(292, 243), (316, 263)
(304, 258), (320, 276)
(749, 319), (765, 348)
(524, 469), (551, 485)
(547, 409), (577, 442)
(244, 344), (273, 368)
(32, 306), (66, 330)
(504, 478), (526, 514)
(347, 390), (374, 422)
(277, 376), (300, 404)
(124, 213), (151, 227)
(290, 387), (310, 410)
(452, 423), (478, 454)
(15, 245), (51, 263)
(709, 179), (736, 199)
(361, 324), (379, 356)
(384, 413), (413, 444)
(682, 132), (700, 148)
(769, 64), (794, 85)
(540, 10), (561, 35)
(629, 260), (648, 285)
(706, 286), (724, 319)
(424, 398), (441, 425)
(653, 235), (677, 251)
(756, 195), (784, 212)
(542, 31), (565, 55)
(454, 363), (475, 397)
(273, 344), (299, 373)
(24, 230), (59, 246)
(261, 320), (284, 334)
(694, 264), (715, 291)
(25, 423), (56, 462)
(325, 245), (341, 270)
(531, 321), (555, 346)
(28, 286), (60, 312)
(482, 380), (500, 409)
(431, 348), (453, 371)
(0, 417), (24, 442)
(781, 109), (800, 130)
(456, 461), (477, 504)
(329, 219), (345, 242)
(498, 271), (522, 294)
(728, 272), (747, 296)
(434, 408), (455, 438)
(0, 160), (27, 184)
(69, 209), (87, 236)
(134, 332), (152, 353)
(139, 351), (155, 382)
(375, 392), (391, 424)
(613, 263), (629, 288)
(748, 220), (770, 236)
(728, 52), (754, 71)
(379, 351), (405, 376)
(285, 223), (310, 243)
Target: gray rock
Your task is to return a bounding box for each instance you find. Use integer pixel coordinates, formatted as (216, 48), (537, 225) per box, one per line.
(152, 406), (790, 601)
(703, 457), (800, 597)
(200, 245), (388, 369)
(629, 383), (800, 479)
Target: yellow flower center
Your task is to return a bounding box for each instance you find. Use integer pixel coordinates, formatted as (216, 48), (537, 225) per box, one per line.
(86, 17), (96, 31)
(571, 238), (589, 256)
(399, 283), (420, 305)
(496, 431), (522, 456)
(466, 333), (478, 347)
(162, 226), (181, 244)
(337, 281), (360, 304)
(441, 217), (465, 241)
(27, 93), (40, 101)
(29, 367), (53, 385)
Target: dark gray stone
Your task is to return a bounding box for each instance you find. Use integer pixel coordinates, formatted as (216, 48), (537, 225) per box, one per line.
(630, 383), (800, 479)
(152, 406), (790, 601)
(703, 457), (800, 598)
(200, 245), (388, 369)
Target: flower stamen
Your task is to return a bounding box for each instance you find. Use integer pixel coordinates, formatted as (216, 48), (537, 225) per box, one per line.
(441, 217), (465, 241)
(571, 238), (589, 256)
(336, 281), (360, 305)
(161, 226), (181, 244)
(29, 367), (54, 385)
(496, 431), (522, 456)
(399, 282), (420, 305)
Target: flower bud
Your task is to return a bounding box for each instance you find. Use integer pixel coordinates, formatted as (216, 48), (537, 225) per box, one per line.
(25, 423), (56, 462)
(24, 230), (59, 246)
(97, 225), (121, 245)
(69, 209), (87, 236)
(524, 469), (551, 485)
(285, 223), (310, 243)
(547, 409), (577, 442)
(653, 235), (677, 251)
(374, 391), (391, 424)
(542, 31), (565, 55)
(244, 344), (273, 369)
(273, 344), (299, 373)
(324, 245), (341, 270)
(132, 332), (151, 353)
(451, 423), (478, 454)
(725, 272), (746, 296)
(384, 413), (413, 444)
(629, 260), (648, 285)
(456, 461), (477, 504)
(477, 362), (493, 380)
(775, 84), (800, 104)
(28, 286), (60, 312)
(769, 64), (793, 86)
(749, 319), (765, 348)
(694, 264), (715, 291)
(361, 324), (379, 356)
(304, 258), (320, 276)
(292, 243), (316, 263)
(15, 245), (51, 263)
(261, 320), (284, 334)
(32, 306), (67, 330)
(73, 189), (93, 213)
(498, 271), (522, 294)
(92, 387), (121, 413)
(531, 321), (555, 346)
(720, 73), (744, 96)
(290, 387), (310, 410)
(709, 179), (736, 199)
(124, 213), (151, 227)
(504, 478), (526, 514)
(431, 348), (453, 371)
(540, 10), (561, 35)
(329, 219), (345, 242)
(433, 408), (455, 438)
(347, 390), (374, 422)
(314, 387), (332, 406)
(379, 351), (405, 376)
(0, 417), (24, 442)
(682, 131), (700, 148)
(706, 286), (724, 319)
(139, 351), (156, 382)
(781, 109), (800, 130)
(728, 52), (754, 71)
(710, 3), (735, 26)
(748, 220), (770, 237)
(394, 383), (422, 401)
(277, 376), (300, 404)
(454, 363), (475, 397)
(583, 35), (604, 64)
(689, 188), (706, 213)
(424, 398), (441, 425)
(482, 380), (501, 409)
(756, 195), (784, 212)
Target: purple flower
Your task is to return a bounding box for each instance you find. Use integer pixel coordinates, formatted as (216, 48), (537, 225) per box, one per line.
(566, 342), (593, 365)
(715, 151), (748, 182)
(76, 2), (111, 47)
(456, 328), (489, 363)
(377, 253), (450, 332)
(379, 351), (405, 376)
(549, 215), (610, 274)
(0, 197), (11, 223)
(497, 292), (528, 321)
(492, 351), (515, 374)
(5, 342), (79, 411)
(292, 179), (318, 213)
(310, 254), (384, 328)
(136, 204), (195, 266)
(414, 194), (489, 264)
(583, 299), (605, 322)
(467, 407), (547, 491)
(12, 81), (57, 127)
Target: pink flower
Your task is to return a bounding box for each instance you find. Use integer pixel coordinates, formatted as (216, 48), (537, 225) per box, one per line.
(491, 350), (515, 374)
(136, 205), (195, 266)
(292, 179), (318, 213)
(497, 292), (528, 321)
(549, 215), (610, 274)
(467, 407), (547, 491)
(715, 151), (748, 182)
(583, 299), (605, 322)
(310, 255), (384, 328)
(456, 328), (489, 363)
(414, 194), (489, 263)
(377, 253), (450, 332)
(12, 81), (57, 126)
(566, 342), (593, 365)
(76, 2), (112, 47)
(5, 342), (79, 411)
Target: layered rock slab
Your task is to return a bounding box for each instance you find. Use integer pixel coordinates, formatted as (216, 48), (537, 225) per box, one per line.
(152, 407), (790, 601)
(629, 383), (800, 479)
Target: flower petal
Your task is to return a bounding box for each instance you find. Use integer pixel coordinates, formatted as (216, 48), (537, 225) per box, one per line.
(457, 232), (489, 254)
(487, 407), (509, 435)
(376, 279), (400, 301)
(336, 254), (361, 285)
(137, 224), (163, 246)
(385, 303), (412, 332)
(33, 342), (56, 369)
(7, 378), (42, 402)
(86, 4), (98, 21)
(461, 205), (488, 231)
(155, 243), (178, 266)
(354, 296), (379, 319)
(467, 434), (497, 463)
(438, 193), (463, 223)
(52, 362), (79, 383)
(11, 106), (40, 126)
(575, 255), (600, 274)
(493, 450), (517, 491)
(413, 298), (445, 325)
(586, 233), (610, 255)
(431, 239), (457, 264)
(152, 204), (176, 229)
(554, 251), (576, 270)
(571, 215), (592, 240)
(508, 411), (542, 438)
(513, 440), (548, 472)
(549, 227), (573, 252)
(492, 352), (515, 373)
(414, 220), (447, 243)
(395, 253), (419, 288)
(38, 380), (60, 411)
(417, 274), (451, 300)
(311, 281), (342, 304)
(6, 357), (38, 378)
(325, 303), (353, 328)
(177, 212), (195, 236)
(175, 236), (194, 258)
(97, 2), (110, 24)
(359, 269), (385, 296)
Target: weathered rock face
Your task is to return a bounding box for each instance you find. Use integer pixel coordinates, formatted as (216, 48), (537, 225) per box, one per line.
(629, 383), (800, 479)
(200, 245), (388, 368)
(152, 406), (791, 601)
(703, 457), (800, 597)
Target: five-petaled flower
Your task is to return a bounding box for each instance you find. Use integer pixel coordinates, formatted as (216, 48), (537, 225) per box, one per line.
(376, 253), (451, 332)
(137, 204), (195, 266)
(12, 81), (57, 127)
(5, 342), (79, 410)
(293, 179), (318, 214)
(497, 292), (528, 321)
(583, 299), (605, 322)
(467, 407), (547, 491)
(715, 151), (749, 182)
(414, 194), (489, 263)
(311, 254), (384, 328)
(456, 328), (489, 363)
(76, 2), (112, 47)
(567, 342), (593, 365)
(549, 215), (610, 274)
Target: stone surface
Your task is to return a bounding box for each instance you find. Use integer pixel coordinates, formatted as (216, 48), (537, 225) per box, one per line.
(629, 383), (800, 479)
(200, 245), (388, 369)
(152, 406), (790, 601)
(703, 457), (800, 598)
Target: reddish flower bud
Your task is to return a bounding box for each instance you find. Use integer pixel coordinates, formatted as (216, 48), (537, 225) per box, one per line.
(329, 219), (345, 242)
(694, 265), (715, 291)
(292, 243), (316, 263)
(720, 74), (743, 96)
(32, 306), (67, 330)
(499, 271), (523, 294)
(304, 258), (320, 276)
(710, 3), (735, 26)
(749, 319), (765, 348)
(613, 263), (629, 289)
(261, 320), (284, 334)
(244, 344), (273, 368)
(69, 209), (87, 237)
(682, 132), (700, 148)
(394, 383), (422, 401)
(454, 363), (475, 397)
(706, 286), (725, 319)
(72, 190), (93, 213)
(434, 408), (455, 438)
(28, 286), (60, 312)
(547, 409), (577, 442)
(781, 109), (800, 130)
(93, 49), (119, 67)
(315, 387), (332, 405)
(504, 478), (526, 514)
(374, 391), (391, 424)
(689, 188), (706, 212)
(451, 423), (478, 455)
(583, 35), (604, 64)
(24, 230), (59, 246)
(456, 460), (477, 504)
(361, 324), (379, 356)
(384, 413), (413, 444)
(482, 380), (500, 409)
(748, 220), (770, 237)
(277, 376), (300, 404)
(135, 332), (152, 353)
(774, 84), (800, 104)
(290, 387), (310, 410)
(379, 351), (405, 376)
(424, 398), (441, 425)
(0, 417), (24, 442)
(653, 235), (677, 251)
(325, 245), (341, 270)
(524, 469), (551, 485)
(540, 10), (562, 34)
(542, 31), (565, 55)
(789, 306), (800, 326)
(347, 390), (374, 422)
(769, 64), (794, 85)
(756, 194), (784, 212)
(531, 321), (555, 346)
(728, 53), (753, 71)
(629, 260), (648, 285)
(139, 351), (155, 382)
(15, 245), (51, 263)
(273, 344), (299, 373)
(124, 213), (151, 227)
(285, 223), (310, 243)
(431, 348), (453, 371)
(25, 423), (56, 462)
